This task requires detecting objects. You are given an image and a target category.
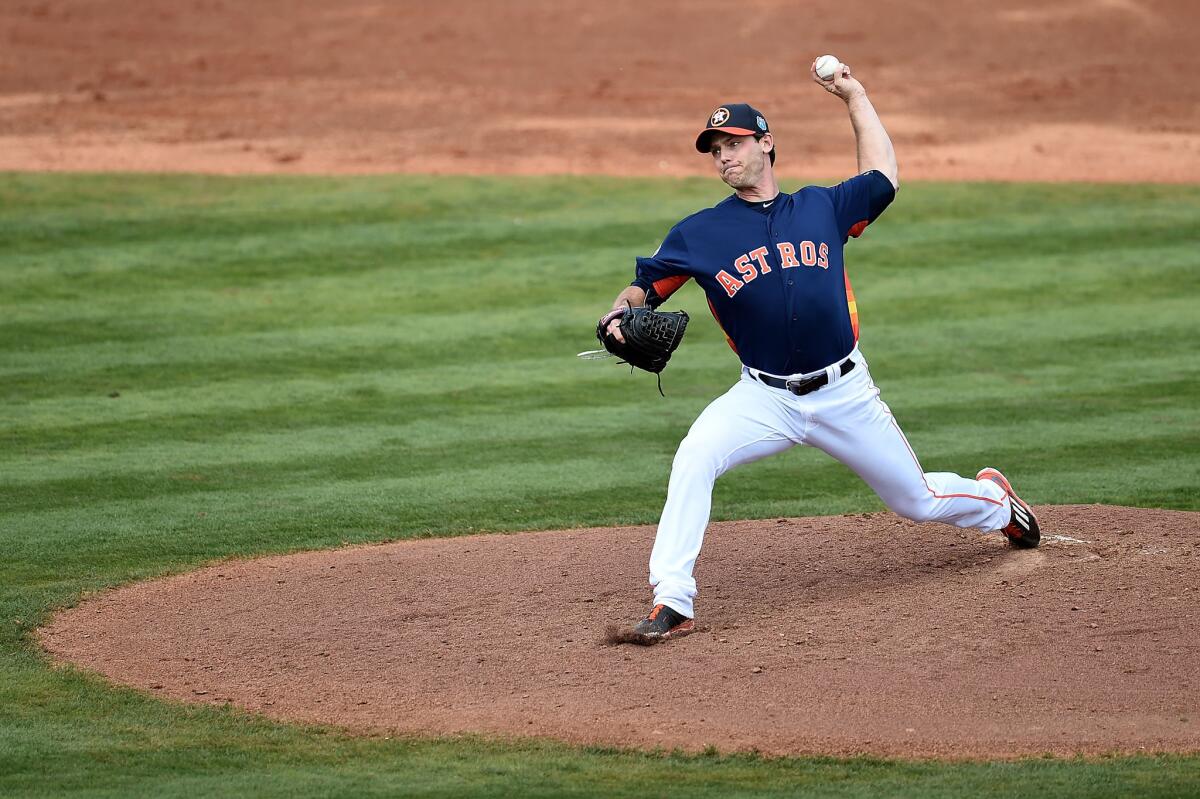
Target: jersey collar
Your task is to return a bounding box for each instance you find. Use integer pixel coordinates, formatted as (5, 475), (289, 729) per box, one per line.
(734, 192), (782, 214)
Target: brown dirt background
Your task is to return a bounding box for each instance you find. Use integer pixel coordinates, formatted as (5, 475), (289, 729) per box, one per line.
(19, 0), (1200, 760)
(42, 506), (1200, 759)
(2, 0), (1198, 181)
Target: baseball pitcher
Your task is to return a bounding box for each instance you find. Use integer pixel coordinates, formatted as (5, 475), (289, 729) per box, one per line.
(597, 59), (1040, 645)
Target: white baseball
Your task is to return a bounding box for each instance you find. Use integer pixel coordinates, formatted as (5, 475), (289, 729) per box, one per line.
(814, 54), (841, 81)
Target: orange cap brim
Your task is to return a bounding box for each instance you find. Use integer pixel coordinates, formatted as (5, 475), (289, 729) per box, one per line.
(695, 126), (757, 152)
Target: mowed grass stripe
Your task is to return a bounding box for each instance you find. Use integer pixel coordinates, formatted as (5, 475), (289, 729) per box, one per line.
(2, 403), (664, 483)
(8, 446), (1197, 594)
(10, 429), (1195, 585)
(2, 214), (1191, 328)
(4, 251), (1196, 381)
(3, 337), (1191, 449)
(5, 423), (1195, 521)
(5, 364), (1194, 493)
(2, 177), (1193, 324)
(1, 175), (1187, 261)
(4, 388), (1192, 490)
(3, 227), (1191, 345)
(0, 462), (669, 589)
(0, 218), (657, 306)
(2, 173), (1199, 798)
(4, 283), (1195, 400)
(4, 357), (1195, 486)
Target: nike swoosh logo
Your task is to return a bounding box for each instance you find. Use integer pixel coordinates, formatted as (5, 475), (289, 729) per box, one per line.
(763, 201), (774, 208)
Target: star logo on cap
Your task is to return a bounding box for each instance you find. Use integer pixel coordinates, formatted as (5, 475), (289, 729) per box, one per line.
(709, 107), (730, 126)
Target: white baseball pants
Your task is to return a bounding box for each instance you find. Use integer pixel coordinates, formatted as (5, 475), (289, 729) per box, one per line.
(649, 350), (1012, 618)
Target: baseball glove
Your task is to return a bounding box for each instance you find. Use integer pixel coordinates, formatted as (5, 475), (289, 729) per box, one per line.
(596, 306), (690, 378)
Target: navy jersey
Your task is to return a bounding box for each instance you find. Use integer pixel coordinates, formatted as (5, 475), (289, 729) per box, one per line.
(633, 170), (895, 376)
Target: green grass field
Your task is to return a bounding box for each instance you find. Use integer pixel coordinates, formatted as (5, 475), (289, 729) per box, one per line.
(2, 173), (1198, 797)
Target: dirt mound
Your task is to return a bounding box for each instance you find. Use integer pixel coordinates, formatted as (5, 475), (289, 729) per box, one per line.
(2, 1), (1198, 181)
(41, 505), (1200, 759)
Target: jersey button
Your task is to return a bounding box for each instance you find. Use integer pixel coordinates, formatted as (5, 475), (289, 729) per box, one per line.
(792, 314), (798, 321)
(787, 279), (793, 286)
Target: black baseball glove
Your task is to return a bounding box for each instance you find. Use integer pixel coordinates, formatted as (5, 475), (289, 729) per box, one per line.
(596, 306), (690, 376)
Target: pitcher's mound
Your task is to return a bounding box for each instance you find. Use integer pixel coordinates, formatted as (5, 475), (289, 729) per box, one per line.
(40, 505), (1200, 759)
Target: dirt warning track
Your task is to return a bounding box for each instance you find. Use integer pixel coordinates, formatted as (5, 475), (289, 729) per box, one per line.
(41, 505), (1200, 759)
(2, 0), (1198, 181)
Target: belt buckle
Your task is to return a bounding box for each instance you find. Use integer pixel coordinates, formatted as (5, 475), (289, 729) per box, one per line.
(785, 375), (817, 395)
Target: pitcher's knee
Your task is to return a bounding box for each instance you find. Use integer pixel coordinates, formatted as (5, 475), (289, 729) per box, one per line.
(887, 493), (937, 523)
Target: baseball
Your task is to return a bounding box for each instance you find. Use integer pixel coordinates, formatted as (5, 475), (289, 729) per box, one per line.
(814, 54), (841, 81)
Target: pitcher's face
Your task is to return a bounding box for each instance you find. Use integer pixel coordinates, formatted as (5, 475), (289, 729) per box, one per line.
(709, 132), (772, 190)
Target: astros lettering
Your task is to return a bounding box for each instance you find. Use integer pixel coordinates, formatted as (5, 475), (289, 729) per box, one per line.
(717, 240), (830, 298)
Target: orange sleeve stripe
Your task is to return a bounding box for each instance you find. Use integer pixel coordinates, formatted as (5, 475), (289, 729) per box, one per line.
(652, 274), (691, 301)
(848, 219), (869, 239)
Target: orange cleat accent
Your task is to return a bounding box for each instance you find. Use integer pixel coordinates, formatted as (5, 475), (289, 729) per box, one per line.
(631, 604), (695, 643)
(978, 467), (1040, 549)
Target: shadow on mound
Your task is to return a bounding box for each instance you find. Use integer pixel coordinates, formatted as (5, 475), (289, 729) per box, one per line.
(40, 505), (1200, 759)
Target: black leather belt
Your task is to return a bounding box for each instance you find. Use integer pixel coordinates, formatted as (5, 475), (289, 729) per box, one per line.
(755, 357), (855, 396)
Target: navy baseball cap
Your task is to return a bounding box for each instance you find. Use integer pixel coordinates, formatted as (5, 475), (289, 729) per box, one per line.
(695, 103), (770, 152)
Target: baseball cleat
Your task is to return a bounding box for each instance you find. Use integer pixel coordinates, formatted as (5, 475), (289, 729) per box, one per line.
(977, 467), (1040, 549)
(631, 604), (695, 643)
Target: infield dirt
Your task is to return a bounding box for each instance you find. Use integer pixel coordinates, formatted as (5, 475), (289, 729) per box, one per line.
(42, 506), (1200, 759)
(2, 0), (1198, 181)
